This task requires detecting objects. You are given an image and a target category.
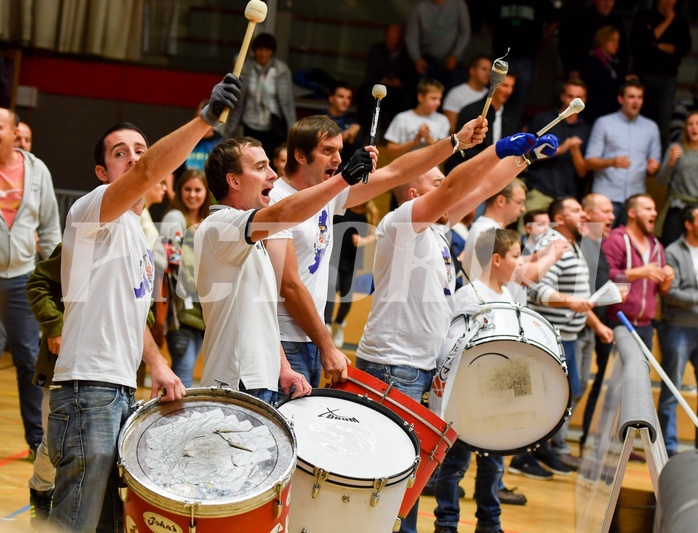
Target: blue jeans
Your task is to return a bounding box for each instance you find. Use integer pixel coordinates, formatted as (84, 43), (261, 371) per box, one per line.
(170, 326), (203, 388)
(239, 381), (277, 404)
(282, 341), (322, 388)
(356, 358), (434, 533)
(0, 274), (43, 447)
(434, 440), (503, 531)
(658, 323), (698, 456)
(562, 340), (581, 400)
(47, 382), (135, 533)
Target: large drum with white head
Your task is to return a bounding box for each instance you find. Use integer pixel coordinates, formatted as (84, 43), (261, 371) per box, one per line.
(118, 388), (296, 533)
(431, 302), (572, 455)
(276, 389), (420, 532)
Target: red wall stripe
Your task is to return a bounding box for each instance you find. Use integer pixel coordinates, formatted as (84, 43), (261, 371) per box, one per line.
(18, 56), (224, 108)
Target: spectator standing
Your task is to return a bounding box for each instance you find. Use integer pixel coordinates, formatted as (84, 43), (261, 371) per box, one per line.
(631, 0), (692, 150)
(359, 24), (417, 133)
(668, 82), (698, 144)
(578, 193), (616, 452)
(15, 121), (32, 151)
(658, 203), (698, 458)
(384, 78), (451, 161)
(0, 108), (60, 461)
(579, 26), (625, 125)
(656, 111), (698, 246)
(224, 33), (296, 161)
(586, 79), (661, 226)
(443, 55), (492, 133)
(524, 79), (590, 213)
(159, 169), (210, 387)
(327, 83), (363, 171)
(405, 0), (472, 92)
(558, 0), (629, 79)
(601, 193), (673, 349)
(445, 73), (518, 173)
(486, 0), (560, 120)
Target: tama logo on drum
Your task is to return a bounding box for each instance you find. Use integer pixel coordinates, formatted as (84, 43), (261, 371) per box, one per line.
(142, 512), (183, 533)
(317, 407), (360, 423)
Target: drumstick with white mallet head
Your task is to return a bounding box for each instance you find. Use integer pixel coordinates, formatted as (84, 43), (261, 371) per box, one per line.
(521, 97), (586, 164)
(462, 49), (509, 149)
(218, 0), (268, 124)
(362, 84), (387, 183)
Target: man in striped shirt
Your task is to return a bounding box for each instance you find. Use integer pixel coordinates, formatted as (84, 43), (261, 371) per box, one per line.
(528, 196), (594, 469)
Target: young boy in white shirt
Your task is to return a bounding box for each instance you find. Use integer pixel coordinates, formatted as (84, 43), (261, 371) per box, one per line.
(434, 228), (524, 533)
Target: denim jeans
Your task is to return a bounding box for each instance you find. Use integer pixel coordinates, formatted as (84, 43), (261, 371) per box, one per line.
(29, 388), (55, 493)
(356, 358), (434, 533)
(47, 382), (135, 533)
(239, 381), (278, 405)
(657, 323), (698, 456)
(282, 340), (322, 388)
(170, 326), (203, 388)
(434, 439), (503, 531)
(0, 273), (43, 447)
(581, 335), (613, 447)
(551, 340), (580, 455)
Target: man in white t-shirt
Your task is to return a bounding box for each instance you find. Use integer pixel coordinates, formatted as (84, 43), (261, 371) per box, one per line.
(49, 75), (242, 532)
(266, 114), (487, 388)
(355, 132), (558, 533)
(443, 55), (492, 133)
(384, 78), (451, 161)
(195, 136), (375, 400)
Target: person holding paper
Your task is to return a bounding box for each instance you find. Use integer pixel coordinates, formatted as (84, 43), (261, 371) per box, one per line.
(525, 197), (593, 471)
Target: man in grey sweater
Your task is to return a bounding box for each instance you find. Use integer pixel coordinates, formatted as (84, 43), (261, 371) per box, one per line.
(658, 203), (698, 458)
(0, 107), (61, 458)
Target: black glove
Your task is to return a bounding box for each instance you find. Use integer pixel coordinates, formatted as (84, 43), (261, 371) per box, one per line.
(341, 148), (373, 185)
(200, 73), (243, 126)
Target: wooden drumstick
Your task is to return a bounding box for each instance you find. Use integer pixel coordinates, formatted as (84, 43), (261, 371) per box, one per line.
(463, 49), (509, 149)
(218, 0), (268, 124)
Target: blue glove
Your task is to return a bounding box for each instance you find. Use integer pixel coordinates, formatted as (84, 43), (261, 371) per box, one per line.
(530, 134), (559, 160)
(495, 132), (536, 159)
(341, 149), (373, 185)
(201, 73), (243, 126)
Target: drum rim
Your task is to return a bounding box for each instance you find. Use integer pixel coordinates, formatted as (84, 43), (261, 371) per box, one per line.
(338, 369), (458, 448)
(118, 387), (297, 518)
(276, 388), (420, 486)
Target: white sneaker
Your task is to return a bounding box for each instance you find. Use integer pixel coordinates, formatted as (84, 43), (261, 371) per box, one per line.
(331, 322), (345, 348)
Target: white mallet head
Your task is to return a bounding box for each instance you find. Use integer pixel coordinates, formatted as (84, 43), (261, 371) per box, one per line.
(561, 97), (585, 119)
(372, 84), (387, 100)
(245, 0), (268, 23)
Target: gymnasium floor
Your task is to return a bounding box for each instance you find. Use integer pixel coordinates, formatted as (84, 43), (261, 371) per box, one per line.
(0, 350), (654, 532)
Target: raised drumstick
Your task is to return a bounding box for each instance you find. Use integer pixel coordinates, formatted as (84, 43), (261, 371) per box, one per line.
(463, 49), (510, 149)
(535, 98), (585, 137)
(218, 0), (268, 124)
(363, 84), (387, 183)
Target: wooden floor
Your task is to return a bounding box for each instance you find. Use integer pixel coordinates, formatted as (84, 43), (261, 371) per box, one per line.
(0, 351), (655, 533)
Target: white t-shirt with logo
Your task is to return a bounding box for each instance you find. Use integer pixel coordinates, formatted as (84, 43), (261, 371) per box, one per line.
(357, 200), (454, 370)
(57, 185), (154, 388)
(268, 179), (350, 341)
(195, 205), (281, 391)
(384, 109), (451, 146)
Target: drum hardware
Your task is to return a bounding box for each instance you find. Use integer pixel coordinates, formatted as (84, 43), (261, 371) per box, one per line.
(370, 477), (388, 507)
(311, 467), (329, 498)
(406, 456), (420, 487)
(342, 495), (351, 504)
(380, 380), (395, 403)
(393, 517), (402, 532)
(426, 421), (454, 466)
(213, 378), (231, 389)
(184, 501), (200, 533)
(273, 482), (283, 518)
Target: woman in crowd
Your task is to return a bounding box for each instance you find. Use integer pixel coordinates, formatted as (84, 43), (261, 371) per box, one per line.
(657, 110), (698, 246)
(159, 169), (211, 387)
(579, 25), (624, 124)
